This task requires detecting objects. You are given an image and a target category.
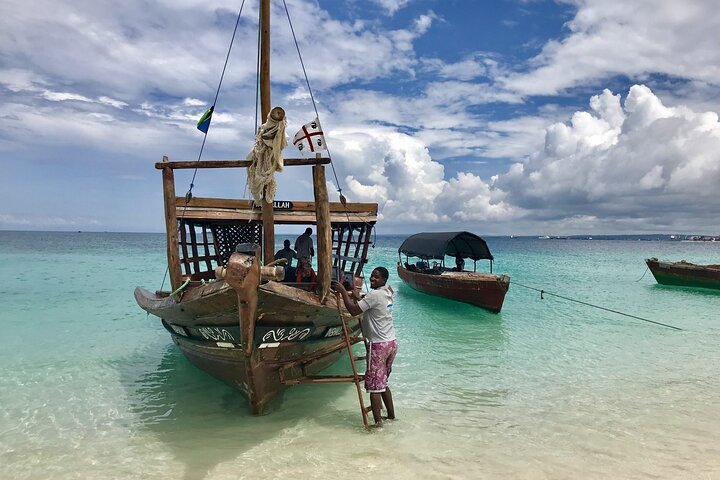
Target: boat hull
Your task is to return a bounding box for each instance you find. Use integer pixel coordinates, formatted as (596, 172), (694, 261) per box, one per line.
(134, 280), (361, 414)
(397, 264), (510, 313)
(645, 258), (720, 290)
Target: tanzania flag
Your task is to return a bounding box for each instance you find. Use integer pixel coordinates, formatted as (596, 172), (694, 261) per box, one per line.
(197, 105), (214, 133)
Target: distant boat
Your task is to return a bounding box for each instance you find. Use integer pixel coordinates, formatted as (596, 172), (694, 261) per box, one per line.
(396, 231), (510, 313)
(645, 258), (720, 290)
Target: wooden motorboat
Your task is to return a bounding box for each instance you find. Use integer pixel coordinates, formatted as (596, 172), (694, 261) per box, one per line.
(396, 231), (510, 313)
(134, 0), (377, 415)
(645, 257), (720, 290)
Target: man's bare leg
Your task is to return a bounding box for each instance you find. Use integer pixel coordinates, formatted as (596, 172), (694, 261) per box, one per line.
(370, 393), (383, 425)
(381, 387), (395, 419)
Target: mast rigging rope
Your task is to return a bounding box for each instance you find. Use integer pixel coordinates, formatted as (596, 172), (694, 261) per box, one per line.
(160, 1), (248, 292)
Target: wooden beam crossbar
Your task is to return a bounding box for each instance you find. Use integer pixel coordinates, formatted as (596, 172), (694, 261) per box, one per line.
(268, 335), (363, 369)
(332, 253), (365, 264)
(176, 197), (377, 213)
(154, 158), (330, 170)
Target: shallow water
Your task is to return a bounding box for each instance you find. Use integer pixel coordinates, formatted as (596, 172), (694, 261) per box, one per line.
(1, 231), (719, 479)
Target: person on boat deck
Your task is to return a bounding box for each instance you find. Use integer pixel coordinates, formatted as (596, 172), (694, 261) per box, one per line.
(274, 239), (296, 281)
(453, 256), (465, 272)
(295, 256), (317, 283)
(332, 267), (397, 427)
(294, 227), (314, 263)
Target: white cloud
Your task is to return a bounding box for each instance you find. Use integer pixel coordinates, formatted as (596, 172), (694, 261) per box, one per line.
(372, 0), (412, 15)
(41, 91), (94, 103)
(493, 85), (720, 233)
(98, 96), (128, 109)
(327, 125), (518, 229)
(498, 0), (720, 97)
(2, 0), (720, 235)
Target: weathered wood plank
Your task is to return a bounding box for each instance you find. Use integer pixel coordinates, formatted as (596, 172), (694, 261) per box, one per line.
(178, 196), (377, 214)
(154, 158), (331, 170)
(262, 199), (274, 265)
(176, 208), (376, 224)
(357, 224), (373, 276)
(332, 253), (364, 264)
(313, 163), (331, 302)
(161, 156), (183, 290)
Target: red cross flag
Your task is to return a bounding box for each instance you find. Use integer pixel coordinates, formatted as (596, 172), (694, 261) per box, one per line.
(292, 117), (326, 154)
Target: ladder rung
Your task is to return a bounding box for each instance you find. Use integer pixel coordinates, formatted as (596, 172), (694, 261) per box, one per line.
(282, 374), (365, 385)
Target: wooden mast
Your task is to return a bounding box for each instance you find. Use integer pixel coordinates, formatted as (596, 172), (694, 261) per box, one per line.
(259, 0), (274, 265)
(313, 153), (331, 301)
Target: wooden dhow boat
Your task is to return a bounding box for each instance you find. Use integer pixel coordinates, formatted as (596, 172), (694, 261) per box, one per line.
(397, 231), (510, 313)
(645, 257), (720, 290)
(134, 0), (377, 416)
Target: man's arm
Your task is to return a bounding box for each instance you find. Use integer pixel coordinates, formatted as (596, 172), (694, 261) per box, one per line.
(331, 281), (363, 316)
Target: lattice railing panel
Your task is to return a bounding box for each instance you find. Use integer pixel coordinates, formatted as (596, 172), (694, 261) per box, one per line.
(211, 222), (262, 266)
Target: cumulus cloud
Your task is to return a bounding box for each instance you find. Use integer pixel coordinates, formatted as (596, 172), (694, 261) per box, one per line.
(2, 0), (720, 234)
(327, 125), (518, 229)
(494, 85), (720, 233)
(499, 0), (720, 97)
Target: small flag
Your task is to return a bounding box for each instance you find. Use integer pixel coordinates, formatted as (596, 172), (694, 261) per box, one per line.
(292, 117), (326, 154)
(197, 105), (214, 134)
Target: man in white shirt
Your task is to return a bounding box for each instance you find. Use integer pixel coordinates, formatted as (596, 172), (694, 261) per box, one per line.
(332, 267), (397, 426)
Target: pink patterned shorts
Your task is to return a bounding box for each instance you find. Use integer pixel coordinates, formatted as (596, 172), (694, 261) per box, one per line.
(364, 339), (398, 393)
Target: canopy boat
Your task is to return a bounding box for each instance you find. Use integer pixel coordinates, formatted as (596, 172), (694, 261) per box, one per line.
(396, 231), (510, 313)
(134, 0), (377, 415)
(645, 257), (720, 290)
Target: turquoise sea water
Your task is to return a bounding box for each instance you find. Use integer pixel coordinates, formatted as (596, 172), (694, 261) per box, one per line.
(1, 231), (719, 479)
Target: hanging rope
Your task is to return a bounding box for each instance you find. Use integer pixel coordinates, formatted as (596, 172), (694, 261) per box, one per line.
(511, 280), (682, 331)
(281, 0), (377, 252)
(159, 1), (249, 292)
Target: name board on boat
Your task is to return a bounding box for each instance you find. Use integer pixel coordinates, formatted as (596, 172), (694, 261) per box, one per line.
(254, 200), (293, 210)
(273, 200), (293, 210)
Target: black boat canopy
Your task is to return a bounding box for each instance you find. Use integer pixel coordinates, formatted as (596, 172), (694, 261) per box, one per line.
(398, 231), (493, 261)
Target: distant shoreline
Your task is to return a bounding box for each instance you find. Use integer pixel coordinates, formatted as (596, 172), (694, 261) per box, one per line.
(1, 229), (718, 241)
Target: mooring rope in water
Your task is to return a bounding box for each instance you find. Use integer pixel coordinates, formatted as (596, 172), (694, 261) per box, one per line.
(511, 280), (683, 331)
(635, 266), (649, 282)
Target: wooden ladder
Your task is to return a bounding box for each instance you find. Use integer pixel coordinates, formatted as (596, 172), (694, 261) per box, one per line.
(277, 314), (369, 428)
(339, 312), (369, 428)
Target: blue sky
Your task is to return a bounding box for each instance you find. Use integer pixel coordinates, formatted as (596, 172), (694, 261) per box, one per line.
(1, 0), (719, 235)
